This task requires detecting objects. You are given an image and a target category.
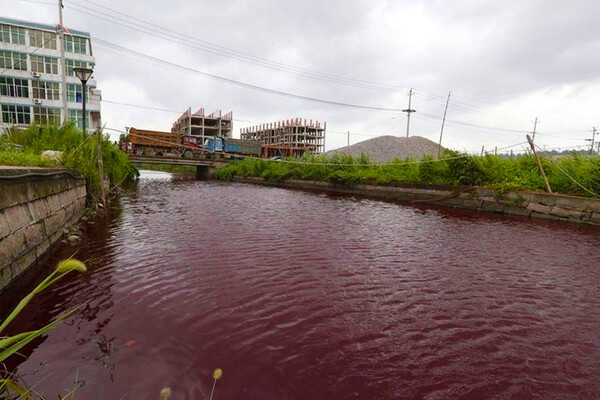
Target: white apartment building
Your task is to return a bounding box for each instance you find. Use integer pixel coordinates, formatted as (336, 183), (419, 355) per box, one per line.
(0, 16), (101, 131)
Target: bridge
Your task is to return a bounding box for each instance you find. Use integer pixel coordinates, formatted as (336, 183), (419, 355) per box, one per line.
(128, 156), (230, 178)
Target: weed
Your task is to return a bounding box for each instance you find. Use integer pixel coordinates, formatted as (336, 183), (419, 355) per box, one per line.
(213, 151), (600, 197)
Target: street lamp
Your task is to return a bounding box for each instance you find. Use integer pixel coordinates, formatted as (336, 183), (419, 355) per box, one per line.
(72, 66), (94, 136)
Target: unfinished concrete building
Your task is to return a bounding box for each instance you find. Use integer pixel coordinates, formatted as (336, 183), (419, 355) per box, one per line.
(241, 118), (326, 157)
(171, 108), (233, 144)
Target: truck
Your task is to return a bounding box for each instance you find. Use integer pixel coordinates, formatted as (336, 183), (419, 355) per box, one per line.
(127, 128), (203, 157)
(125, 128), (262, 159)
(203, 137), (262, 158)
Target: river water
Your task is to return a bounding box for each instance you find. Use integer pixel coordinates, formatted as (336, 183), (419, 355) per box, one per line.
(3, 170), (600, 399)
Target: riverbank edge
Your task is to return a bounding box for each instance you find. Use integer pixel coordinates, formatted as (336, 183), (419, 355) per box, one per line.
(0, 167), (87, 293)
(230, 176), (600, 226)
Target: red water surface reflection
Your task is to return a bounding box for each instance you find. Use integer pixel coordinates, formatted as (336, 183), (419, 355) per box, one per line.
(3, 174), (600, 399)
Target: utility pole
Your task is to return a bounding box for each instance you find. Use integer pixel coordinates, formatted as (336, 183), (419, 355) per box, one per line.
(437, 91), (451, 159)
(526, 134), (552, 193)
(531, 117), (538, 142)
(347, 130), (350, 147)
(481, 145), (485, 156)
(402, 88), (416, 138)
(494, 146), (497, 156)
(97, 125), (106, 206)
(590, 127), (597, 155)
(58, 0), (68, 125)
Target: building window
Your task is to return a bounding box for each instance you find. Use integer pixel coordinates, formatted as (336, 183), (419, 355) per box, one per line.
(67, 83), (82, 103)
(67, 84), (91, 103)
(32, 81), (59, 100)
(69, 109), (90, 129)
(0, 25), (8, 43)
(65, 59), (89, 77)
(29, 30), (57, 50)
(0, 77), (29, 98)
(65, 35), (87, 54)
(0, 51), (27, 71)
(33, 107), (61, 125)
(0, 24), (26, 45)
(30, 55), (59, 74)
(1, 104), (31, 124)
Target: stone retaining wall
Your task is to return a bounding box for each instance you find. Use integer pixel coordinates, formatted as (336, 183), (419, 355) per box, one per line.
(0, 168), (87, 292)
(232, 177), (600, 226)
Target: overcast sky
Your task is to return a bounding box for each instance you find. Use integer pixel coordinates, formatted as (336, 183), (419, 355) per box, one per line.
(5, 0), (600, 153)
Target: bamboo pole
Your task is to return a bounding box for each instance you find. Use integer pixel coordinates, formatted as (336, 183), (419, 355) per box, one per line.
(526, 134), (552, 193)
(97, 124), (107, 206)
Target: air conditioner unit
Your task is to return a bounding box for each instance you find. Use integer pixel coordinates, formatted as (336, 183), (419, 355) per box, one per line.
(31, 72), (41, 78)
(33, 98), (42, 105)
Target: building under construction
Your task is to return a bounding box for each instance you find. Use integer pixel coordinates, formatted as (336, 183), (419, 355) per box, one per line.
(241, 118), (326, 157)
(171, 108), (233, 144)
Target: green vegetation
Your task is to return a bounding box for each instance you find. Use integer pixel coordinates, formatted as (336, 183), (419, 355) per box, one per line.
(134, 163), (196, 173)
(0, 124), (137, 197)
(0, 259), (87, 399)
(213, 150), (600, 197)
(0, 150), (53, 168)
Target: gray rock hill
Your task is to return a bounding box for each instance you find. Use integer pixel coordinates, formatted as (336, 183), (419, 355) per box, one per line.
(327, 135), (442, 163)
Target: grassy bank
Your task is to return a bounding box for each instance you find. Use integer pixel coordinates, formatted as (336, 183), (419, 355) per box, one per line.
(134, 163), (196, 173)
(0, 124), (137, 197)
(213, 151), (600, 197)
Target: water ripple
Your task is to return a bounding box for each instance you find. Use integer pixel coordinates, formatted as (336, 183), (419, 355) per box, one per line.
(3, 178), (600, 399)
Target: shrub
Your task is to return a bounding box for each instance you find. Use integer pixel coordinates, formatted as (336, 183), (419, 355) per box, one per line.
(1, 124), (137, 198)
(212, 151), (600, 197)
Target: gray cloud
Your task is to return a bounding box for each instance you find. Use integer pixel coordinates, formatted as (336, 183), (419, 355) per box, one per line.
(4, 0), (600, 152)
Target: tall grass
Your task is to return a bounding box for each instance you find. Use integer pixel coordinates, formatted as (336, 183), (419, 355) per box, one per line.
(213, 150), (600, 197)
(0, 124), (137, 197)
(0, 259), (87, 398)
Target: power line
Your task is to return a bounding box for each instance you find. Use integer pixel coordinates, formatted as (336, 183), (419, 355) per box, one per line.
(96, 50), (583, 143)
(65, 0), (408, 93)
(43, 0), (600, 138)
(65, 0), (600, 129)
(101, 101), (560, 158)
(101, 99), (257, 123)
(58, 5), (591, 146)
(93, 37), (404, 112)
(414, 90), (590, 133)
(534, 143), (599, 197)
(0, 31), (58, 74)
(416, 111), (587, 141)
(61, 1), (599, 141)
(472, 73), (600, 101)
(97, 46), (586, 144)
(101, 99), (395, 138)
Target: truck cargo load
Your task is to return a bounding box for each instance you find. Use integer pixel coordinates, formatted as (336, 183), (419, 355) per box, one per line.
(129, 128), (181, 149)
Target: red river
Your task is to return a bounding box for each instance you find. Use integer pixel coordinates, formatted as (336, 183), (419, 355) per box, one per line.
(2, 171), (600, 399)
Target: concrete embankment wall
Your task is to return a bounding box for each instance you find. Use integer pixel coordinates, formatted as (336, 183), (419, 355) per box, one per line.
(232, 177), (600, 226)
(0, 168), (86, 292)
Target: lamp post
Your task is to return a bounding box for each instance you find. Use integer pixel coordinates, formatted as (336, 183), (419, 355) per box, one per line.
(72, 66), (93, 136)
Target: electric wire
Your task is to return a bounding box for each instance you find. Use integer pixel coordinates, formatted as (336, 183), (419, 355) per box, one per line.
(9, 0), (583, 149)
(65, 1), (407, 93)
(93, 38), (404, 112)
(94, 40), (592, 144)
(0, 31), (58, 74)
(534, 143), (599, 197)
(60, 1), (594, 143)
(14, 0), (598, 141)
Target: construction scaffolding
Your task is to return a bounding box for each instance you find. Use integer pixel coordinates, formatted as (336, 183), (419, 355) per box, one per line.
(241, 118), (326, 157)
(171, 108), (233, 145)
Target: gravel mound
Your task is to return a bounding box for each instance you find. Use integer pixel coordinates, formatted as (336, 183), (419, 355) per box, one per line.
(327, 135), (442, 163)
